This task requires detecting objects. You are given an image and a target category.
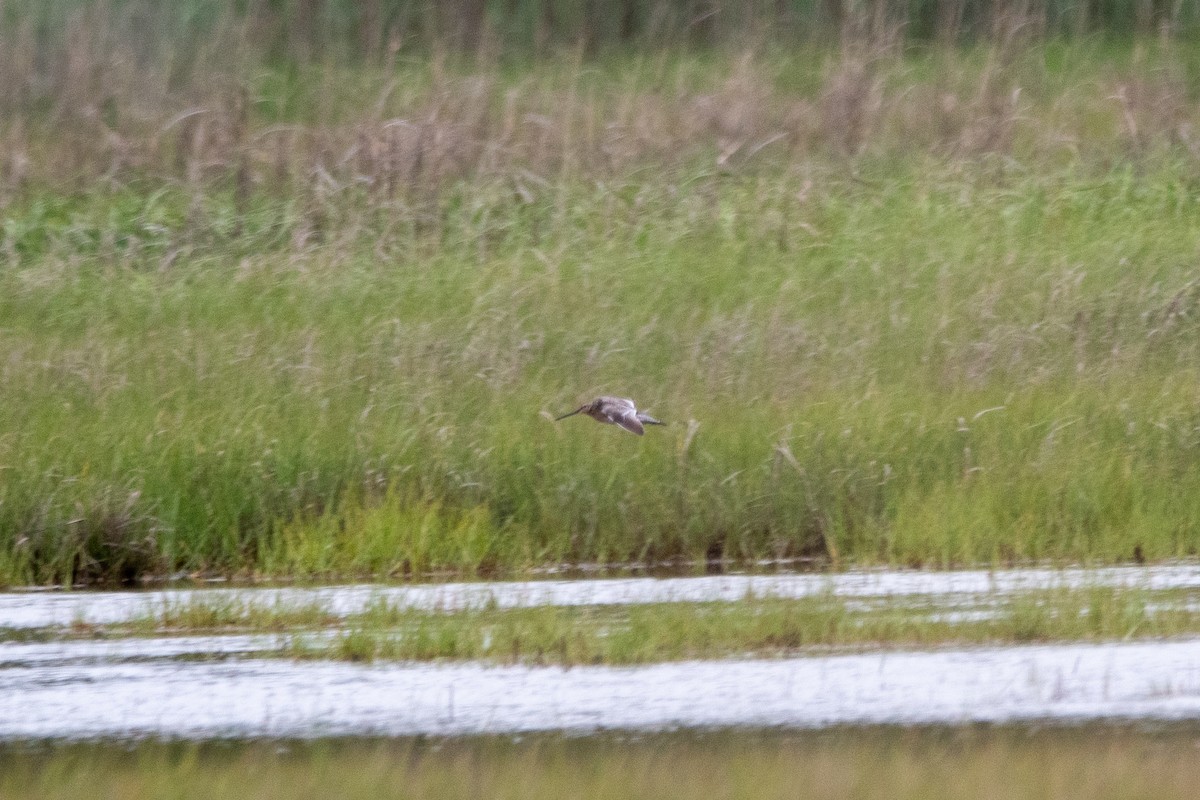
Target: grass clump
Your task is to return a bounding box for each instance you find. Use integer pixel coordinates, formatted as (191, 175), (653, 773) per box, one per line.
(261, 487), (504, 578)
(306, 588), (1200, 665)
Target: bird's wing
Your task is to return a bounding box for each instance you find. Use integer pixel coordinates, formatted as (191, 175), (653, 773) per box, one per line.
(604, 396), (636, 411)
(610, 408), (645, 435)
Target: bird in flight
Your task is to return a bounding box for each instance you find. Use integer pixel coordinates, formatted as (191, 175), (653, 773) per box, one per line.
(554, 396), (664, 436)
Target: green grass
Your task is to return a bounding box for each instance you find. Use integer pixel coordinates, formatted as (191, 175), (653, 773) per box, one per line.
(302, 589), (1200, 665)
(4, 726), (1200, 800)
(6, 39), (1200, 584)
(5, 162), (1200, 584)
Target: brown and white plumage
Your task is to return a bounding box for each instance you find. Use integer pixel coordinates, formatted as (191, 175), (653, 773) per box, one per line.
(554, 396), (664, 436)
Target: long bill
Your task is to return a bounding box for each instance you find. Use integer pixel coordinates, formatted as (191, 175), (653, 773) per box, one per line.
(555, 408), (584, 421)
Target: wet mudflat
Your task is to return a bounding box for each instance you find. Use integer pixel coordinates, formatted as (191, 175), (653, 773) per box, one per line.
(3, 565), (1200, 741)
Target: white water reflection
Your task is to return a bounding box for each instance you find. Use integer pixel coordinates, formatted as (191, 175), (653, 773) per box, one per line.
(3, 638), (1200, 740)
(4, 563), (1200, 630)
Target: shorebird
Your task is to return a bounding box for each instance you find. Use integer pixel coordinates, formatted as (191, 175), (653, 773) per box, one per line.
(554, 396), (664, 436)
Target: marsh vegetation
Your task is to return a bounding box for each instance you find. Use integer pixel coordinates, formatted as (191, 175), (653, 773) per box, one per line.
(0, 581), (1190, 665)
(6, 3), (1200, 585)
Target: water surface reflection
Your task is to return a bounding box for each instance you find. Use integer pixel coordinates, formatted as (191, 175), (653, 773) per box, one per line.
(3, 638), (1200, 739)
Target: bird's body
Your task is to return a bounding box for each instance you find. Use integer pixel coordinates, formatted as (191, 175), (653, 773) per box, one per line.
(555, 396), (664, 435)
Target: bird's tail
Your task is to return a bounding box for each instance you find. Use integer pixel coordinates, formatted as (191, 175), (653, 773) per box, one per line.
(637, 413), (665, 426)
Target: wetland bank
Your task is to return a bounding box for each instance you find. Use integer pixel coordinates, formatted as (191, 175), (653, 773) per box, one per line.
(6, 0), (1200, 794)
(7, 7), (1200, 587)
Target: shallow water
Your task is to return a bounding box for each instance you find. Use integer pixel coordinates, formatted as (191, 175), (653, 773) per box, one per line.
(0, 633), (289, 668)
(3, 637), (1200, 740)
(5, 563), (1200, 630)
(5, 564), (1200, 740)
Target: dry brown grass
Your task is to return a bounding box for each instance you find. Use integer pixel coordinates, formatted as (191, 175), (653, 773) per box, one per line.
(4, 8), (1200, 222)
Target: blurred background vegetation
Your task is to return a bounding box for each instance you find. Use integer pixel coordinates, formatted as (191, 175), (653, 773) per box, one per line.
(5, 1), (1200, 63)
